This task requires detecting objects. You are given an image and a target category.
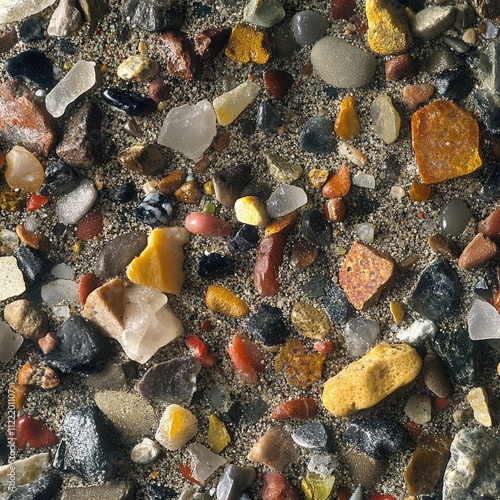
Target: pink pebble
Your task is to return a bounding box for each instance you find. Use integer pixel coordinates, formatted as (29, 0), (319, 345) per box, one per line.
(184, 212), (232, 237)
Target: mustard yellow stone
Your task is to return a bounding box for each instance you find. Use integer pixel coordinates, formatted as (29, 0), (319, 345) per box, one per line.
(205, 285), (249, 318)
(208, 414), (231, 454)
(366, 0), (412, 55)
(225, 23), (271, 64)
(334, 96), (360, 140)
(466, 387), (492, 427)
(322, 343), (422, 416)
(389, 301), (405, 325)
(126, 227), (190, 294)
(234, 196), (269, 226)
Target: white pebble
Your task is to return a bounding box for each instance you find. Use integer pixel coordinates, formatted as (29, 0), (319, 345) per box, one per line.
(396, 319), (436, 345)
(338, 141), (367, 166)
(52, 305), (70, 318)
(404, 394), (431, 424)
(131, 438), (161, 464)
(354, 223), (374, 244)
(41, 279), (79, 305)
(267, 184), (307, 218)
(56, 178), (98, 225)
(0, 320), (24, 364)
(467, 299), (500, 340)
(344, 318), (379, 357)
(352, 173), (375, 189)
(24, 214), (39, 232)
(0, 256), (26, 301)
(51, 263), (75, 280)
(390, 185), (405, 199)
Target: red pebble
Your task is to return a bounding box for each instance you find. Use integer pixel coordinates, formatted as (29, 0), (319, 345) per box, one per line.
(75, 208), (103, 240)
(14, 415), (59, 449)
(148, 76), (171, 103)
(200, 319), (213, 332)
(227, 333), (266, 386)
(185, 334), (217, 366)
(406, 420), (422, 439)
(262, 472), (299, 500)
(38, 332), (58, 355)
(477, 209), (500, 244)
(270, 398), (317, 420)
(313, 340), (335, 353)
(368, 493), (396, 500)
(263, 70), (294, 100)
(184, 212), (232, 237)
(26, 194), (49, 212)
(433, 396), (451, 410)
(79, 273), (101, 305)
(254, 233), (286, 297)
(330, 0), (356, 19)
(337, 486), (351, 500)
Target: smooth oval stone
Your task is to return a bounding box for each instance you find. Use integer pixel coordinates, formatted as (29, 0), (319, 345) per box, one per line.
(247, 303), (290, 346)
(253, 233), (286, 297)
(44, 161), (79, 196)
(184, 212), (233, 237)
(5, 146), (45, 193)
(55, 178), (98, 225)
(135, 193), (172, 227)
(95, 230), (147, 279)
(345, 417), (408, 458)
(299, 116), (334, 154)
(267, 184), (307, 218)
(102, 88), (157, 115)
(311, 36), (377, 88)
(292, 11), (329, 45)
(5, 49), (55, 89)
(438, 198), (472, 236)
(302, 209), (332, 248)
(291, 422), (332, 451)
(117, 54), (159, 82)
(370, 94), (401, 144)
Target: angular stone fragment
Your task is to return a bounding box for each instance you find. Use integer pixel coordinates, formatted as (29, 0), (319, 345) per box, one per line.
(402, 83), (435, 110)
(322, 343), (422, 416)
(56, 178), (98, 225)
(216, 465), (256, 500)
(225, 24), (271, 64)
(60, 482), (135, 500)
(213, 80), (260, 126)
(428, 233), (459, 259)
(205, 285), (249, 317)
(467, 386), (492, 426)
(291, 302), (331, 340)
(122, 0), (177, 32)
(0, 256), (26, 301)
(0, 81), (56, 156)
(0, 452), (50, 488)
(265, 152), (303, 184)
(254, 233), (286, 297)
(0, 319), (24, 364)
(47, 0), (82, 37)
(262, 472), (299, 500)
(423, 353), (450, 398)
(458, 233), (497, 269)
(412, 100), (482, 184)
(366, 0), (412, 55)
(468, 299), (500, 340)
(248, 425), (297, 472)
(339, 242), (395, 311)
(157, 30), (199, 80)
(322, 164), (350, 198)
(118, 142), (167, 176)
(194, 27), (231, 60)
(126, 227), (189, 294)
(270, 398), (317, 420)
(264, 211), (298, 237)
(244, 0), (285, 28)
(334, 96), (360, 139)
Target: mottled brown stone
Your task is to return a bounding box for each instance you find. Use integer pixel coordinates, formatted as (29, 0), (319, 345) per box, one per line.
(117, 142), (167, 176)
(194, 27), (231, 60)
(254, 233), (286, 297)
(428, 233), (459, 259)
(385, 53), (418, 81)
(157, 30), (199, 80)
(477, 209), (500, 244)
(458, 233), (497, 270)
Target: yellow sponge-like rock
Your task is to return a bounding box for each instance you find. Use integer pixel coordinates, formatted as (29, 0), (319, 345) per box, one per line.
(322, 343), (422, 416)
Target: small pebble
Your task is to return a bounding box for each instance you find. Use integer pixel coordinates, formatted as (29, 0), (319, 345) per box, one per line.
(370, 94), (401, 144)
(428, 233), (459, 259)
(458, 233), (497, 270)
(248, 425), (297, 472)
(292, 11), (329, 45)
(228, 224), (259, 252)
(117, 54), (159, 82)
(270, 398), (317, 420)
(243, 0), (285, 28)
(5, 146), (45, 193)
(155, 404), (198, 451)
(247, 304), (290, 346)
(291, 301), (332, 340)
(234, 196), (269, 226)
(402, 83), (435, 110)
(291, 422), (332, 451)
(265, 152), (302, 184)
(385, 53), (418, 81)
(334, 96), (360, 139)
(102, 88), (157, 115)
(438, 198), (471, 236)
(184, 212), (233, 237)
(225, 24), (271, 64)
(257, 102), (282, 133)
(466, 387), (492, 426)
(344, 317), (379, 356)
(301, 209), (332, 248)
(0, 256), (26, 301)
(267, 184), (307, 218)
(412, 5), (456, 41)
(216, 465), (256, 500)
(205, 285), (249, 318)
(188, 443), (227, 484)
(299, 116), (334, 154)
(263, 70), (294, 100)
(3, 299), (48, 340)
(435, 68), (474, 100)
(0, 320), (24, 364)
(197, 253), (233, 278)
(213, 80), (260, 126)
(322, 164), (351, 198)
(131, 438), (161, 464)
(354, 222), (374, 244)
(423, 353), (450, 398)
(5, 49), (55, 89)
(212, 163), (252, 207)
(404, 394), (432, 424)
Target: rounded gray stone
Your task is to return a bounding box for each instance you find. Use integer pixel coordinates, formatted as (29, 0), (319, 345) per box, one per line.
(292, 11), (329, 45)
(412, 6), (456, 41)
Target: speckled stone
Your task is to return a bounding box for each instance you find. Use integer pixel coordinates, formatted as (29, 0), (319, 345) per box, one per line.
(291, 301), (332, 340)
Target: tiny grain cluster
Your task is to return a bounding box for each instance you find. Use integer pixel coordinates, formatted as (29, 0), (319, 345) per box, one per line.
(1, 0), (500, 499)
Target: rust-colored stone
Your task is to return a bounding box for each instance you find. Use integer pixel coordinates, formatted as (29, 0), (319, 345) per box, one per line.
(158, 169), (187, 195)
(38, 332), (58, 355)
(254, 233), (286, 297)
(477, 209), (500, 244)
(194, 27), (231, 60)
(0, 81), (56, 156)
(409, 181), (431, 201)
(157, 30), (199, 80)
(15, 224), (49, 250)
(263, 70), (294, 100)
(339, 242), (395, 310)
(458, 233), (497, 270)
(402, 83), (435, 110)
(331, 0), (356, 19)
(324, 198), (346, 222)
(262, 472), (299, 500)
(264, 211), (298, 237)
(290, 240), (318, 269)
(79, 273), (101, 305)
(18, 359), (60, 389)
(385, 53), (418, 81)
(14, 415), (59, 449)
(75, 208), (103, 240)
(411, 100), (482, 184)
(0, 30), (18, 53)
(270, 398), (317, 420)
(322, 164), (351, 198)
(9, 383), (29, 411)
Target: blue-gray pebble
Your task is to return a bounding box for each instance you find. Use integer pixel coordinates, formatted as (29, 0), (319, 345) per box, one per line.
(292, 11), (329, 45)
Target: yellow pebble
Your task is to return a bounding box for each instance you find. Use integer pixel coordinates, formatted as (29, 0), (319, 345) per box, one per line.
(126, 227), (190, 294)
(497, 362), (500, 376)
(225, 24), (271, 64)
(334, 96), (360, 140)
(322, 343), (422, 416)
(138, 40), (148, 53)
(157, 102), (167, 112)
(234, 196), (269, 226)
(203, 180), (215, 195)
(205, 285), (249, 318)
(155, 404), (198, 451)
(63, 61), (73, 71)
(466, 387), (492, 427)
(72, 241), (83, 253)
(208, 414), (231, 454)
(389, 301), (405, 325)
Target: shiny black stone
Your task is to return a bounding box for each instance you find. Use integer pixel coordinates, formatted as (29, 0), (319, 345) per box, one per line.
(322, 285), (354, 323)
(5, 49), (55, 89)
(14, 245), (51, 287)
(435, 68), (474, 100)
(247, 304), (289, 346)
(102, 88), (157, 116)
(112, 181), (137, 202)
(479, 163), (500, 201)
(135, 193), (172, 227)
(197, 253), (233, 278)
(145, 484), (177, 499)
(44, 161), (80, 196)
(122, 0), (183, 31)
(56, 406), (115, 481)
(19, 17), (44, 42)
(345, 417), (408, 458)
(228, 224), (259, 253)
(44, 316), (111, 374)
(299, 116), (334, 154)
(302, 209), (332, 248)
(9, 471), (62, 500)
(256, 101), (282, 133)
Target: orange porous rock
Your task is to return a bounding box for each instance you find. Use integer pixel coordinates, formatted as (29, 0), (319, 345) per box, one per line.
(411, 100), (482, 184)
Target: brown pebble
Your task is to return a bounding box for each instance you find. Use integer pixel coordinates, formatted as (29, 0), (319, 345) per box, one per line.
(215, 131), (231, 152)
(345, 448), (387, 491)
(148, 76), (171, 103)
(158, 169), (187, 195)
(428, 233), (459, 259)
(0, 30), (18, 53)
(200, 319), (213, 332)
(423, 353), (450, 398)
(174, 181), (202, 205)
(193, 156), (210, 174)
(118, 142), (167, 176)
(157, 30), (199, 80)
(409, 181), (431, 201)
(385, 53), (418, 81)
(4, 299), (48, 340)
(402, 83), (435, 110)
(264, 211), (298, 237)
(15, 223), (49, 250)
(270, 398), (317, 420)
(308, 168), (329, 188)
(477, 209), (500, 244)
(290, 240), (318, 269)
(324, 198), (346, 222)
(453, 408), (473, 425)
(458, 233), (497, 270)
(254, 233), (286, 296)
(194, 27), (231, 60)
(331, 0), (356, 19)
(18, 359), (60, 389)
(263, 70), (294, 100)
(322, 164), (351, 199)
(38, 332), (58, 355)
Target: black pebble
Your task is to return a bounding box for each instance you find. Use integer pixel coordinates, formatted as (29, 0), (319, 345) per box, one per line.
(435, 68), (474, 100)
(145, 484), (177, 499)
(135, 193), (172, 227)
(5, 49), (55, 89)
(57, 39), (75, 55)
(247, 304), (290, 346)
(256, 101), (282, 133)
(122, 0), (183, 32)
(197, 253), (233, 278)
(19, 17), (45, 42)
(14, 245), (51, 287)
(228, 224), (259, 252)
(9, 471), (62, 500)
(299, 116), (334, 154)
(44, 161), (80, 196)
(302, 209), (332, 248)
(322, 285), (354, 323)
(112, 181), (137, 202)
(102, 88), (157, 116)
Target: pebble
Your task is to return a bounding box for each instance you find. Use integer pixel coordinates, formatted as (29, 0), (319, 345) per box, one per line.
(409, 259), (462, 322)
(174, 181), (202, 205)
(194, 27), (232, 60)
(118, 143), (167, 176)
(117, 55), (159, 82)
(467, 298), (500, 340)
(412, 5), (456, 41)
(0, 320), (24, 364)
(292, 11), (329, 45)
(216, 465), (256, 500)
(307, 453), (338, 477)
(197, 253), (233, 278)
(404, 394), (432, 424)
(5, 146), (44, 192)
(247, 303), (290, 347)
(234, 196), (269, 226)
(158, 99), (216, 160)
(424, 47), (463, 75)
(19, 17), (45, 41)
(267, 184), (307, 218)
(459, 233), (497, 269)
(412, 100), (481, 184)
(322, 285), (354, 323)
(157, 30), (199, 80)
(228, 333), (266, 386)
(228, 224), (258, 252)
(135, 193), (172, 227)
(5, 49), (55, 89)
(206, 285), (249, 317)
(477, 208), (500, 243)
(402, 83), (435, 110)
(248, 425), (297, 472)
(0, 255), (26, 301)
(3, 299), (48, 340)
(262, 472), (299, 500)
(428, 233), (459, 259)
(155, 404), (198, 451)
(243, 0), (285, 28)
(0, 81), (57, 156)
(265, 153), (302, 185)
(435, 68), (474, 100)
(354, 222), (375, 244)
(84, 361), (127, 390)
(14, 244), (51, 286)
(299, 116), (334, 154)
(18, 359), (60, 389)
(184, 212), (233, 236)
(291, 422), (331, 452)
(438, 199), (472, 236)
(122, 0), (180, 32)
(409, 181), (431, 201)
(270, 398), (317, 420)
(158, 170), (186, 195)
(291, 240), (318, 269)
(102, 88), (157, 115)
(322, 343), (422, 416)
(311, 37), (377, 88)
(301, 209), (332, 248)
(396, 319), (437, 345)
(344, 317), (379, 356)
(345, 417), (408, 458)
(301, 471), (336, 499)
(45, 61), (98, 118)
(352, 173), (375, 189)
(213, 80), (260, 126)
(225, 24), (271, 64)
(56, 178), (98, 225)
(9, 471), (61, 500)
(13, 415), (57, 450)
(339, 242), (395, 311)
(0, 452), (50, 489)
(188, 443), (227, 484)
(212, 163), (252, 207)
(44, 161), (79, 196)
(335, 96), (360, 139)
(322, 164), (351, 198)
(56, 100), (103, 168)
(94, 390), (156, 439)
(257, 101), (282, 133)
(208, 414), (230, 453)
(47, 0), (82, 37)
(366, 0), (413, 55)
(254, 233), (286, 296)
(43, 315), (110, 374)
(76, 208), (103, 240)
(61, 482), (136, 500)
(57, 405), (116, 481)
(131, 438), (161, 464)
(370, 94), (401, 144)
(137, 357), (201, 403)
(385, 53), (418, 81)
(112, 181), (137, 202)
(423, 353), (450, 398)
(291, 301), (331, 340)
(344, 449), (386, 491)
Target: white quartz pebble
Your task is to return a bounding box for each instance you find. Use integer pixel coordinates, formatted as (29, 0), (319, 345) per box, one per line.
(51, 263), (75, 280)
(213, 80), (259, 126)
(397, 319), (437, 345)
(56, 178), (98, 225)
(0, 256), (26, 301)
(131, 438), (162, 464)
(0, 0), (56, 24)
(404, 394), (432, 424)
(267, 184), (307, 218)
(41, 279), (79, 305)
(468, 299), (500, 340)
(0, 320), (24, 364)
(352, 173), (376, 189)
(354, 223), (375, 244)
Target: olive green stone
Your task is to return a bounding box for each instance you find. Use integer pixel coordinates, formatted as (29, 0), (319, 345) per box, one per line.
(291, 301), (331, 340)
